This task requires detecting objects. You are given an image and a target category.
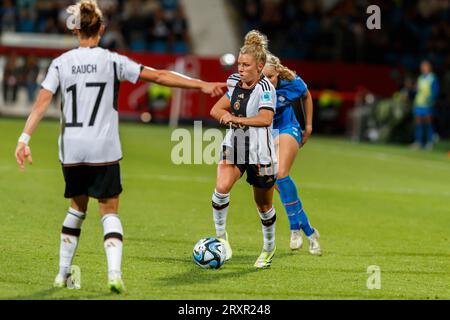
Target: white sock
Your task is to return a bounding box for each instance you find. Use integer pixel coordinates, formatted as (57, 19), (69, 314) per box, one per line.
(212, 190), (230, 239)
(59, 207), (86, 277)
(258, 207), (276, 252)
(101, 213), (123, 278)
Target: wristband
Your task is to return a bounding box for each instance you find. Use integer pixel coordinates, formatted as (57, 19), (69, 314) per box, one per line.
(18, 133), (31, 145)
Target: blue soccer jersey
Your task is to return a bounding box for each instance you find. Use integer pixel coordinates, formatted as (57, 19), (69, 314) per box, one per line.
(413, 72), (439, 117)
(273, 76), (308, 144)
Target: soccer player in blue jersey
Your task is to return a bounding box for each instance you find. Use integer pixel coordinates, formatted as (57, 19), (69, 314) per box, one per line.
(263, 54), (321, 255)
(412, 60), (439, 150)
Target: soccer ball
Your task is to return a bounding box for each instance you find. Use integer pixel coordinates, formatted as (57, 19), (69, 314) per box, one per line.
(193, 237), (226, 269)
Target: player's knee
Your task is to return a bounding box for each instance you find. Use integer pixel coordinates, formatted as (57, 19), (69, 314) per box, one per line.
(277, 168), (289, 180)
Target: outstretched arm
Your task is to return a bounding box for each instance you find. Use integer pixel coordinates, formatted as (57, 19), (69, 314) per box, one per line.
(15, 88), (53, 171)
(139, 66), (226, 97)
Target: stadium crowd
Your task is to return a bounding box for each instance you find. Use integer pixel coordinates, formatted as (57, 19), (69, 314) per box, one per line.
(0, 0), (190, 53)
(233, 0), (450, 72)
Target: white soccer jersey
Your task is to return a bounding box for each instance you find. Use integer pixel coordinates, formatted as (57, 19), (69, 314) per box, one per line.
(222, 73), (278, 166)
(41, 47), (142, 165)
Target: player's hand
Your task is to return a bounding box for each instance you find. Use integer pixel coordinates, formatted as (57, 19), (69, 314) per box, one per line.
(201, 82), (227, 97)
(15, 142), (33, 171)
(300, 125), (313, 148)
(220, 112), (234, 126)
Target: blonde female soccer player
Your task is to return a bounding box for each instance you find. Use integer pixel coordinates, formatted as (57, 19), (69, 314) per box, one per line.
(263, 54), (321, 255)
(209, 30), (278, 268)
(14, 0), (226, 293)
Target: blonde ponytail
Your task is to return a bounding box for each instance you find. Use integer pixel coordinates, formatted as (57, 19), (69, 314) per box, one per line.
(266, 54), (296, 81)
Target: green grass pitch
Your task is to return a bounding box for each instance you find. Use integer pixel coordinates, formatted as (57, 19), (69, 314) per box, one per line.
(0, 118), (449, 300)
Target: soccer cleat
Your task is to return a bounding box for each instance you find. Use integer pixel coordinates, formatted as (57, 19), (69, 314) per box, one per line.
(218, 232), (232, 261)
(108, 272), (126, 294)
(53, 273), (68, 288)
(254, 247), (276, 269)
(308, 229), (322, 256)
(290, 230), (303, 250)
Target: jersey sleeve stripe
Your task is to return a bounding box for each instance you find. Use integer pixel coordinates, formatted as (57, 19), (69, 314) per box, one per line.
(259, 106), (275, 112)
(258, 80), (267, 91)
(259, 79), (270, 91)
(113, 62), (120, 111)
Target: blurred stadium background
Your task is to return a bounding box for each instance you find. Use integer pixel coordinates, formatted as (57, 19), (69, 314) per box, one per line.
(0, 0), (450, 300)
(1, 0), (449, 144)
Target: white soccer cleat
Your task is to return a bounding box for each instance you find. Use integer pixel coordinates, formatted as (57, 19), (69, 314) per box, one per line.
(308, 229), (322, 256)
(108, 272), (126, 294)
(53, 273), (68, 288)
(218, 232), (232, 261)
(290, 230), (303, 250)
(254, 247), (276, 269)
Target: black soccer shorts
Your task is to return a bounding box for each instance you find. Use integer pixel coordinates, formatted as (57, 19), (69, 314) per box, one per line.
(221, 145), (276, 189)
(62, 163), (122, 199)
(236, 163), (276, 189)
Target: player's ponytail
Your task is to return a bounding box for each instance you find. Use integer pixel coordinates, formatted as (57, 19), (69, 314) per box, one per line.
(266, 54), (296, 81)
(240, 30), (269, 68)
(67, 0), (103, 38)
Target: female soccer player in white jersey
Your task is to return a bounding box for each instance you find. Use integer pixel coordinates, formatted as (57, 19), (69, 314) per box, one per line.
(14, 0), (226, 293)
(263, 54), (321, 255)
(209, 30), (278, 268)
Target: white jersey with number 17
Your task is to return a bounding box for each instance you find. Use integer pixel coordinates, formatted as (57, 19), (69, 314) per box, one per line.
(41, 47), (142, 166)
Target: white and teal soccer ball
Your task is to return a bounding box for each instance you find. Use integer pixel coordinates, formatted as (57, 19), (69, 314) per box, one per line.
(193, 237), (226, 269)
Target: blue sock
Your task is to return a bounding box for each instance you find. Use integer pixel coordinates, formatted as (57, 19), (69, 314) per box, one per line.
(425, 123), (434, 144)
(276, 176), (314, 236)
(415, 123), (423, 145)
(298, 208), (314, 237)
(276, 176), (301, 230)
